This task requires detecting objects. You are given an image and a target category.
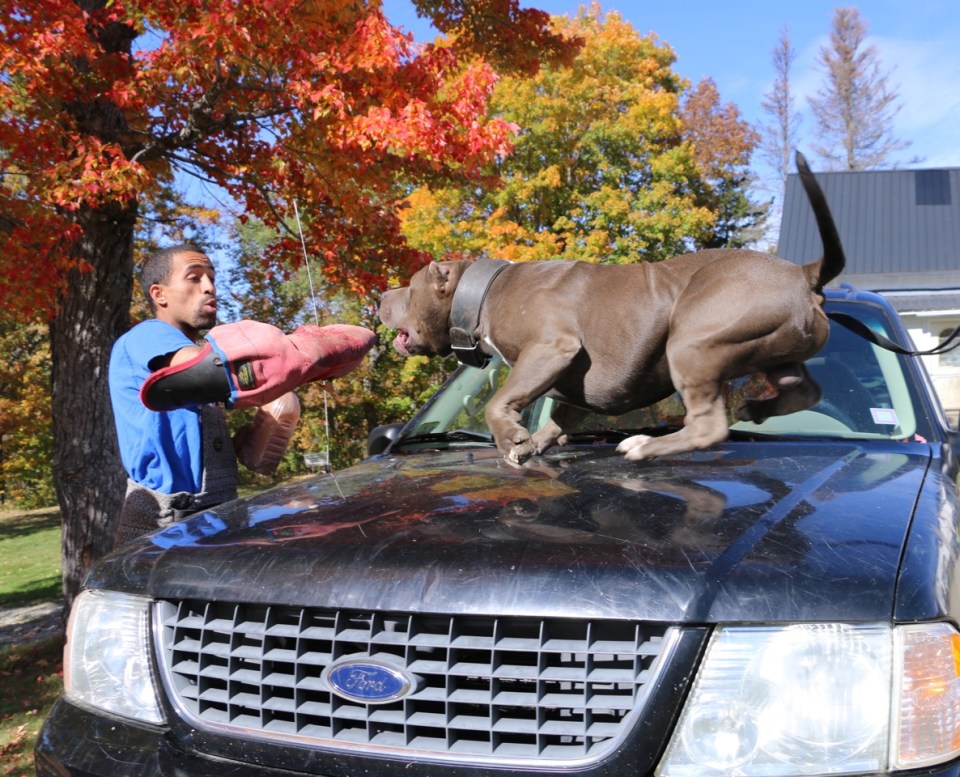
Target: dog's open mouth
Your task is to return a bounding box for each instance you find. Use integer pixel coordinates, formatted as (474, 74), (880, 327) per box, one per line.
(393, 330), (412, 357)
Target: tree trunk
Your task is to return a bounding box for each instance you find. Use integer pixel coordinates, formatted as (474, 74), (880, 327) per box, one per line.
(51, 198), (136, 617)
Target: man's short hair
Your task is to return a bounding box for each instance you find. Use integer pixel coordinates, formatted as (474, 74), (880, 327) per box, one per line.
(139, 244), (206, 310)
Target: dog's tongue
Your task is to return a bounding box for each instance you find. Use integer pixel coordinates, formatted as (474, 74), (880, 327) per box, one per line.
(393, 331), (410, 357)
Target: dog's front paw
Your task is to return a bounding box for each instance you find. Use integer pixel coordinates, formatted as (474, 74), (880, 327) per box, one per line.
(530, 427), (564, 456)
(616, 434), (655, 462)
(506, 440), (537, 466)
(495, 428), (537, 466)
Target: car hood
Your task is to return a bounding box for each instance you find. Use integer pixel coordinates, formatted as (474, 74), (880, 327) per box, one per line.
(91, 440), (932, 623)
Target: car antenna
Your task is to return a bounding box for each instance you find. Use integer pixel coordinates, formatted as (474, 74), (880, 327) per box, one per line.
(293, 200), (333, 474)
(293, 200), (321, 328)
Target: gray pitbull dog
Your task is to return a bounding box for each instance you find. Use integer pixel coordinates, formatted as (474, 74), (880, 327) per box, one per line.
(380, 152), (843, 465)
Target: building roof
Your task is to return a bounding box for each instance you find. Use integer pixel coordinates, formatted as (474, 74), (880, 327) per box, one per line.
(778, 166), (960, 282)
(880, 290), (960, 314)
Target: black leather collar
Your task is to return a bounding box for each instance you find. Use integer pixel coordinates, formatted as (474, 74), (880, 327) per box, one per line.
(449, 259), (511, 368)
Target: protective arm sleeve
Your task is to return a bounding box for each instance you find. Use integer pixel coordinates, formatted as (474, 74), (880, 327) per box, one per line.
(140, 320), (375, 411)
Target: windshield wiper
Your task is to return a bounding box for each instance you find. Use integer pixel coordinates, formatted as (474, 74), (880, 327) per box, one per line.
(398, 429), (495, 446)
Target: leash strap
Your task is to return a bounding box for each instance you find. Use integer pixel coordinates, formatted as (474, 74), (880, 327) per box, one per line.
(828, 312), (960, 356)
(449, 259), (511, 368)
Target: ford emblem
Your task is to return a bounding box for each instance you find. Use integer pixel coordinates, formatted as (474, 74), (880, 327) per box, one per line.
(325, 659), (414, 704)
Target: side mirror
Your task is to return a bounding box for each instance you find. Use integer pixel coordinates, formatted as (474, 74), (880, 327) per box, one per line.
(366, 423), (404, 457)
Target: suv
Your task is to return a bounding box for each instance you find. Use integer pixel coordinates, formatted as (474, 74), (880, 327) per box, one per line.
(37, 288), (960, 777)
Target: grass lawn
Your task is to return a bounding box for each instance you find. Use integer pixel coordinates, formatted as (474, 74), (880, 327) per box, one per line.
(0, 507), (62, 610)
(0, 506), (64, 777)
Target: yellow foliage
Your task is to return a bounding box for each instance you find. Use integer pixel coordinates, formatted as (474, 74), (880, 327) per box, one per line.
(0, 321), (55, 507)
(399, 4), (724, 266)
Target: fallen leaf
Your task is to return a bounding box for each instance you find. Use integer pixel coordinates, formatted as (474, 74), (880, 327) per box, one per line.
(0, 723), (27, 755)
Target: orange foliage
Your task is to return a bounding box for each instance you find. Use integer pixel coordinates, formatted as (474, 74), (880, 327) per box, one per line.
(681, 77), (759, 179)
(0, 0), (578, 314)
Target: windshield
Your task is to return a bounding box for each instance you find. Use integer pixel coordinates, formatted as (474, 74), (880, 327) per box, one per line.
(400, 297), (934, 448)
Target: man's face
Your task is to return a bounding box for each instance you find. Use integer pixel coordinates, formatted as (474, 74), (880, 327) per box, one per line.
(150, 251), (218, 338)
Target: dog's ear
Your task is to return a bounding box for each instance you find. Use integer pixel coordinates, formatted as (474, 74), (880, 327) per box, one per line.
(427, 261), (453, 295)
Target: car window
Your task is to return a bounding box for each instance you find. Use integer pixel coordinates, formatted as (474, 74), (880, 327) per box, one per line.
(401, 361), (510, 438)
(729, 308), (919, 440)
(401, 300), (927, 445)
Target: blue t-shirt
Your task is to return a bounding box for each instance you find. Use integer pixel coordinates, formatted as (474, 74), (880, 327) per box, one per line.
(109, 320), (204, 494)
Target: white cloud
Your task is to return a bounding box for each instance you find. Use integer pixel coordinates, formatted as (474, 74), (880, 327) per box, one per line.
(874, 35), (960, 166)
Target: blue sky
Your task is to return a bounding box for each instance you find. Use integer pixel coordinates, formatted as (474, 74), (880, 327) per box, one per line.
(380, 0), (960, 187)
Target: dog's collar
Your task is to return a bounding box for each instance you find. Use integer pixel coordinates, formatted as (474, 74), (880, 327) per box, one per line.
(449, 258), (511, 368)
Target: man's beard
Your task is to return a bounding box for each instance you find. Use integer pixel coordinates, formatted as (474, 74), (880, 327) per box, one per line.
(193, 306), (217, 332)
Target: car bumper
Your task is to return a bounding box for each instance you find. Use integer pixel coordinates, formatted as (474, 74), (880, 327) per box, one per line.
(35, 697), (960, 777)
(34, 698), (300, 777)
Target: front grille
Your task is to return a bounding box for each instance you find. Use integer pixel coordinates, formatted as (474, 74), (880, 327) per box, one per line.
(156, 600), (676, 766)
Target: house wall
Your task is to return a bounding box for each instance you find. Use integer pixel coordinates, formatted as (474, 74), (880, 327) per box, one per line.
(777, 165), (960, 428)
(899, 311), (960, 427)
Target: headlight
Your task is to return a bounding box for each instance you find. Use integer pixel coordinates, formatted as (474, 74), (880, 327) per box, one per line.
(893, 622), (960, 769)
(658, 622), (960, 776)
(64, 589), (165, 725)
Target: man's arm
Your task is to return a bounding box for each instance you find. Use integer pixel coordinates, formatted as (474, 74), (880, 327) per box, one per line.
(145, 345), (204, 372)
(169, 346), (204, 367)
(141, 321), (375, 411)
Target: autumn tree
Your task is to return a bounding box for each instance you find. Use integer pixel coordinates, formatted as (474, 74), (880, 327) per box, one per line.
(760, 25), (802, 187)
(0, 314), (55, 508)
(809, 6), (910, 170)
(401, 6), (760, 264)
(680, 77), (765, 249)
(0, 0), (576, 612)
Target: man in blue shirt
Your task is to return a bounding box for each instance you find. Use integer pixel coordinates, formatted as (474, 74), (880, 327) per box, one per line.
(110, 243), (375, 547)
(109, 244), (238, 546)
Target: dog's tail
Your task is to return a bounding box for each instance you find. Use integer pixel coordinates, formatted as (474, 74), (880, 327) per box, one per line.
(795, 150), (845, 293)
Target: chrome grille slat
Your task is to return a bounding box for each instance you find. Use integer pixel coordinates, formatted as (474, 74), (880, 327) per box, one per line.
(156, 600), (675, 766)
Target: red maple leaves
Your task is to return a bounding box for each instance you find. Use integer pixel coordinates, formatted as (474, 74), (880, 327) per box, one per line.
(0, 0), (578, 314)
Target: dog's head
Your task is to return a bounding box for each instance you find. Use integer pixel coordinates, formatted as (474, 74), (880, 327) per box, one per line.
(379, 260), (471, 357)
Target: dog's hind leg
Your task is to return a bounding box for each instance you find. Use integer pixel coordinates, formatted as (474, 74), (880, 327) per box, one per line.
(618, 334), (736, 461)
(617, 379), (729, 461)
(735, 363), (822, 424)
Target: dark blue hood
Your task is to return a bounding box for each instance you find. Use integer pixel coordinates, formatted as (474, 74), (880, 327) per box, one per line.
(89, 440), (932, 623)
